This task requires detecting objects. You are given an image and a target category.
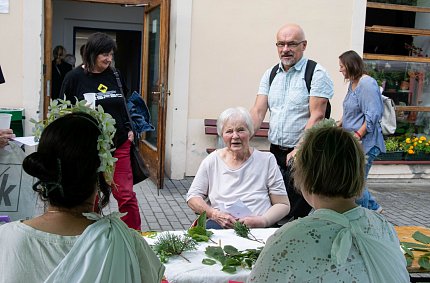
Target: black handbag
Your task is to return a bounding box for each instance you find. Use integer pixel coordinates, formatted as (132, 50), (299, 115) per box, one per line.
(130, 142), (149, 184)
(112, 67), (149, 184)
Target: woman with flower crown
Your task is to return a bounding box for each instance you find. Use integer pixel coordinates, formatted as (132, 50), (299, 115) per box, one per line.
(0, 111), (165, 283)
(59, 32), (141, 230)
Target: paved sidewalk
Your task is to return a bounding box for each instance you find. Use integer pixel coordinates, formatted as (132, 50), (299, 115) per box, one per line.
(102, 177), (430, 231)
(37, 177), (429, 231)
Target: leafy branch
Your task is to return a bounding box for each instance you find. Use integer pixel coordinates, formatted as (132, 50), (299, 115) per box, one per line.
(188, 211), (216, 244)
(152, 232), (197, 263)
(400, 230), (430, 270)
(203, 245), (263, 273)
(233, 222), (265, 244)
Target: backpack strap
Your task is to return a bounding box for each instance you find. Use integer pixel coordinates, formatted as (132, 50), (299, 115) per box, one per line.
(268, 59), (330, 118)
(304, 59), (331, 118)
(304, 59), (317, 93)
(269, 64), (279, 87)
(269, 60), (316, 91)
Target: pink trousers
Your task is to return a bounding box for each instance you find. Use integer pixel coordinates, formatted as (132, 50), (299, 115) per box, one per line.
(112, 139), (141, 230)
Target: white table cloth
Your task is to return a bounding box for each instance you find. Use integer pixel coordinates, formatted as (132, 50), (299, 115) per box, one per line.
(143, 228), (278, 283)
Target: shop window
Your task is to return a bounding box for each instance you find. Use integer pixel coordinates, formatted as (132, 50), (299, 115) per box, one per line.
(364, 0), (430, 162)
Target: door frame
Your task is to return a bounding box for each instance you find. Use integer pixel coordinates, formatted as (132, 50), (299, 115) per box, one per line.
(140, 0), (170, 190)
(43, 0), (170, 189)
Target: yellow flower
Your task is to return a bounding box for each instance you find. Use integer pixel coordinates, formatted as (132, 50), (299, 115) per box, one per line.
(419, 140), (423, 144)
(420, 136), (427, 141)
(414, 142), (417, 146)
(409, 146), (414, 150)
(413, 138), (419, 142)
(406, 138), (411, 143)
(408, 149), (415, 154)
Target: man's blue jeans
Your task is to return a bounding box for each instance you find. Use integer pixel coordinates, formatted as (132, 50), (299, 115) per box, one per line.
(356, 146), (381, 211)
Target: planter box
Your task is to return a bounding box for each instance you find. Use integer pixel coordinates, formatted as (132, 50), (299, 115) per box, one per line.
(404, 153), (430, 161)
(376, 151), (404, 161)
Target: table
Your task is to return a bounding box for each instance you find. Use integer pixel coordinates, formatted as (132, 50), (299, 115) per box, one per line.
(394, 226), (430, 282)
(143, 228), (278, 283)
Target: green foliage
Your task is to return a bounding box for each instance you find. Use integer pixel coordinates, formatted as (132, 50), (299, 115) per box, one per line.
(202, 258), (216, 265)
(384, 137), (401, 152)
(401, 229), (430, 271)
(233, 222), (250, 238)
(203, 245), (263, 273)
(188, 212), (214, 242)
(30, 99), (117, 183)
(413, 231), (430, 244)
(233, 222), (265, 244)
(419, 256), (430, 270)
(153, 232), (197, 263)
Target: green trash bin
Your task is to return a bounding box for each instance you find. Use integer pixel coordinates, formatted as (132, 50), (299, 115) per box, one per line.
(0, 108), (24, 137)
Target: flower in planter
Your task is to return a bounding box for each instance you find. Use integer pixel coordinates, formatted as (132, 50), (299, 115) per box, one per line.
(401, 135), (430, 155)
(384, 137), (401, 152)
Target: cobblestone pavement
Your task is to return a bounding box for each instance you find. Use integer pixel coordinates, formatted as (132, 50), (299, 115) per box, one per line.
(38, 177), (429, 231)
(367, 179), (430, 227)
(103, 178), (430, 232)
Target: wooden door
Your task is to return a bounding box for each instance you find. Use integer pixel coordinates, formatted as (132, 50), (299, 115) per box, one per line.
(140, 0), (170, 190)
(43, 0), (169, 190)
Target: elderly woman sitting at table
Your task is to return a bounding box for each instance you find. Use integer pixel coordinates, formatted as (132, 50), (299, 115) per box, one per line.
(187, 107), (290, 229)
(248, 121), (409, 282)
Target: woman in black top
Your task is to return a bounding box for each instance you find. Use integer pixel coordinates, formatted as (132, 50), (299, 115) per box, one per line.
(60, 32), (141, 230)
(51, 45), (72, 100)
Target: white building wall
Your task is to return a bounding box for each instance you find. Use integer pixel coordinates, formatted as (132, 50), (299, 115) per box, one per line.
(0, 0), (43, 137)
(181, 0), (366, 176)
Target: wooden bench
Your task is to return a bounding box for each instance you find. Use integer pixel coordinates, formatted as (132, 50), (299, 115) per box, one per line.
(204, 119), (270, 153)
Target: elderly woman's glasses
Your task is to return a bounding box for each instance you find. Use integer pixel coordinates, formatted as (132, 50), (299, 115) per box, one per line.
(275, 41), (305, 48)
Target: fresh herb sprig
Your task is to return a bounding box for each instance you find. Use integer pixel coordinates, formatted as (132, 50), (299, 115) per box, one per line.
(153, 232), (197, 263)
(188, 211), (215, 243)
(203, 245), (263, 273)
(233, 222), (265, 244)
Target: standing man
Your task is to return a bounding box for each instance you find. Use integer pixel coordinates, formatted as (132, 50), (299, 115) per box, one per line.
(251, 23), (334, 219)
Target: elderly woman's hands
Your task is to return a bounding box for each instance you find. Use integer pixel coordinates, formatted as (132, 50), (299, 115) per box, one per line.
(211, 209), (237, 228)
(0, 129), (14, 148)
(238, 216), (268, 228)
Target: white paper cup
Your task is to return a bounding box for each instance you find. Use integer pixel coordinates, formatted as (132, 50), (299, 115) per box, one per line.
(83, 93), (96, 109)
(0, 113), (12, 129)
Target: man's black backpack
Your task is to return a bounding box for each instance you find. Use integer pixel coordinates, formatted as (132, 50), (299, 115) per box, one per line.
(269, 59), (331, 119)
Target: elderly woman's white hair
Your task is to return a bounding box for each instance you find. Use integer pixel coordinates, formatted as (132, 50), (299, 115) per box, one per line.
(216, 107), (255, 137)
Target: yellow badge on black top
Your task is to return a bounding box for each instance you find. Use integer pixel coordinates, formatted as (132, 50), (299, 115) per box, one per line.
(98, 84), (108, 93)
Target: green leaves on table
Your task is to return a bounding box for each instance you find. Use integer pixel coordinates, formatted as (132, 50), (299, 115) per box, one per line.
(188, 211), (214, 242)
(413, 231), (430, 244)
(202, 245), (263, 273)
(153, 232), (197, 263)
(400, 230), (430, 271)
(418, 254), (430, 270)
(233, 222), (265, 244)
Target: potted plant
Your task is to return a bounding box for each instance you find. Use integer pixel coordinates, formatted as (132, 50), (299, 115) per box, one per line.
(376, 136), (404, 160)
(401, 135), (430, 160)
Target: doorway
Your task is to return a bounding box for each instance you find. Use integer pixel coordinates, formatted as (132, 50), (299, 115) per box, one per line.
(44, 0), (170, 189)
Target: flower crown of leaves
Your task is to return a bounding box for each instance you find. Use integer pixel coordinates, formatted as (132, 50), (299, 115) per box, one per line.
(31, 99), (117, 183)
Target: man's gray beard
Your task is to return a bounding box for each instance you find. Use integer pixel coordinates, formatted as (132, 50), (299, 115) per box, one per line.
(281, 58), (296, 68)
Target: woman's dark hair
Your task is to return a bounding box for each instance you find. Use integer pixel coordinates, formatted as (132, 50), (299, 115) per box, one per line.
(53, 45), (66, 64)
(339, 50), (365, 81)
(83, 32), (117, 73)
(293, 122), (365, 199)
(23, 112), (110, 209)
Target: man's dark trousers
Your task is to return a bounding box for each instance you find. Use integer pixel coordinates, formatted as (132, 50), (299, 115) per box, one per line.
(270, 144), (312, 219)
